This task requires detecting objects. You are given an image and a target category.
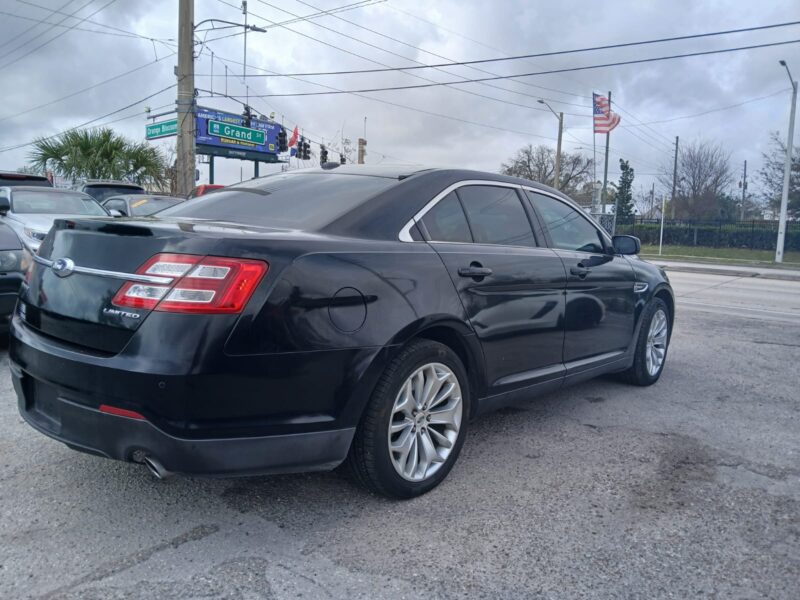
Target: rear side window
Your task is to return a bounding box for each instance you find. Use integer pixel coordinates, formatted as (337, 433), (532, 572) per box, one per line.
(420, 192), (472, 243)
(457, 185), (536, 247)
(527, 192), (606, 253)
(160, 173), (397, 229)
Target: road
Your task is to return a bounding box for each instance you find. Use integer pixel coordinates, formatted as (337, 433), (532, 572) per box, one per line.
(1, 271), (798, 599)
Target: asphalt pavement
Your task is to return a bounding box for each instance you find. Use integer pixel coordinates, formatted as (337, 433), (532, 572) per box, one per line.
(1, 271), (798, 599)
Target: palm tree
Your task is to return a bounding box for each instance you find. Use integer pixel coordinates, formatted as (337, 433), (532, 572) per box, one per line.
(29, 128), (167, 188)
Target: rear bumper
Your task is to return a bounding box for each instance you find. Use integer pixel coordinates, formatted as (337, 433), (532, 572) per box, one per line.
(8, 314), (384, 476)
(12, 365), (354, 476)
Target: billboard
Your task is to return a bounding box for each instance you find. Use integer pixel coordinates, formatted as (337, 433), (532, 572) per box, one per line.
(195, 107), (281, 162)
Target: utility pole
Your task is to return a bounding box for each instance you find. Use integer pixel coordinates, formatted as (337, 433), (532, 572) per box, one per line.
(176, 0), (195, 197)
(776, 60), (797, 263)
(601, 91), (611, 213)
(650, 181), (655, 217)
(740, 160), (747, 220)
(357, 137), (367, 164)
(554, 112), (563, 190)
(670, 136), (679, 220)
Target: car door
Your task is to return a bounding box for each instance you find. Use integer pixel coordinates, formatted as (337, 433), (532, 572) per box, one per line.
(418, 183), (567, 394)
(525, 190), (636, 370)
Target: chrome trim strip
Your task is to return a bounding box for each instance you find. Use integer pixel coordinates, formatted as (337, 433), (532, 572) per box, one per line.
(33, 254), (174, 285)
(398, 179), (523, 242)
(634, 282), (649, 293)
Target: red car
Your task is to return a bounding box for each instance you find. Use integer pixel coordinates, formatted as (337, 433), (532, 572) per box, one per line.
(188, 184), (224, 198)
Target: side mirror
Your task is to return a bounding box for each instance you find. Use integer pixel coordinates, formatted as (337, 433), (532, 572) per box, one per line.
(0, 196), (9, 215)
(612, 235), (641, 255)
(108, 209), (125, 217)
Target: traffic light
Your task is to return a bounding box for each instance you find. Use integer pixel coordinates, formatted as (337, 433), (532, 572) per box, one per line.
(303, 140), (311, 161)
(320, 145), (328, 164)
(278, 127), (288, 152)
(340, 153), (346, 165)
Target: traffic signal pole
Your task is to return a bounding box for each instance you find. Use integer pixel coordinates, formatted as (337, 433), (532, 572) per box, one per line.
(176, 0), (195, 197)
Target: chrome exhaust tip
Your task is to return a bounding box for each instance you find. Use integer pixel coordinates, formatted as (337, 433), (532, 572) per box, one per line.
(143, 456), (172, 480)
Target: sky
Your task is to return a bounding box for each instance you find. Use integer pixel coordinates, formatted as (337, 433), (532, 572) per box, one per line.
(0, 0), (798, 204)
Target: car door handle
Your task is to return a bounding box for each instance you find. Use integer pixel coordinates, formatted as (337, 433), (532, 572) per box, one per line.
(570, 266), (590, 278)
(458, 265), (493, 278)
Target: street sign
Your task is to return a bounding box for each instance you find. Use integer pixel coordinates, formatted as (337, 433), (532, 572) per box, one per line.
(145, 119), (177, 140)
(208, 120), (266, 145)
(195, 107), (279, 158)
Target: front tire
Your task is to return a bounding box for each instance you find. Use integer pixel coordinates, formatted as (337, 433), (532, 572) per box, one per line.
(620, 298), (670, 386)
(346, 340), (470, 498)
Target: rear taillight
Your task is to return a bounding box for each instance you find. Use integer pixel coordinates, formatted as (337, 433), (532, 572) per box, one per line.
(112, 253), (268, 314)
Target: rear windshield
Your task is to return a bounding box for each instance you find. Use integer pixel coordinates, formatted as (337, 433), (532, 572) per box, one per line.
(0, 175), (50, 187)
(12, 191), (107, 215)
(132, 197), (184, 216)
(160, 173), (397, 229)
(84, 186), (145, 202)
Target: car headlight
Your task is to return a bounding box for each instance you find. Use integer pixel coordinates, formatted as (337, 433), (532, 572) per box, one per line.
(0, 249), (30, 273)
(23, 227), (47, 242)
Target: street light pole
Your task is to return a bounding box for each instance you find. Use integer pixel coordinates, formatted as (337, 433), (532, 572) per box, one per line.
(538, 100), (563, 190)
(776, 60), (797, 263)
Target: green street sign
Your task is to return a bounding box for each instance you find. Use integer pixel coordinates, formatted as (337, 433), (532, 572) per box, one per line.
(208, 119), (265, 145)
(145, 119), (177, 140)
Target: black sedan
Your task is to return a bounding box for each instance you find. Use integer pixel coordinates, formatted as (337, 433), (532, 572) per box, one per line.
(9, 166), (674, 498)
(102, 194), (184, 217)
(0, 221), (29, 332)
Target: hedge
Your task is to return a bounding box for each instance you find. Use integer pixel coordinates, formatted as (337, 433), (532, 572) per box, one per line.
(613, 222), (800, 251)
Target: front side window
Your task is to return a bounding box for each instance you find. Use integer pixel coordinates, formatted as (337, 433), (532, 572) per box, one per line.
(527, 192), (605, 253)
(12, 191), (107, 215)
(457, 185), (536, 247)
(420, 191), (472, 243)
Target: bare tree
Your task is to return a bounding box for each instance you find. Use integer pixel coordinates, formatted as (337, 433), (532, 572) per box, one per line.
(758, 131), (799, 219)
(500, 144), (593, 196)
(658, 140), (733, 219)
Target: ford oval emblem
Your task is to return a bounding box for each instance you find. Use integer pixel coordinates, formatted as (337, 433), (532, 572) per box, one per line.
(51, 257), (75, 278)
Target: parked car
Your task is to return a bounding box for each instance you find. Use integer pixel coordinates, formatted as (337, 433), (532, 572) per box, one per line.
(0, 172), (52, 188)
(0, 186), (109, 252)
(75, 180), (145, 203)
(0, 222), (30, 332)
(102, 194), (185, 217)
(188, 184), (224, 198)
(9, 167), (674, 498)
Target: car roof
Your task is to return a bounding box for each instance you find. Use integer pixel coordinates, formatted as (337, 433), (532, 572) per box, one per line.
(80, 181), (144, 187)
(104, 194), (181, 202)
(5, 185), (92, 195)
(0, 171), (49, 180)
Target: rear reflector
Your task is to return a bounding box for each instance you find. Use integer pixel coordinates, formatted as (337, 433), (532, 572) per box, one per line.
(99, 404), (146, 420)
(112, 253), (268, 314)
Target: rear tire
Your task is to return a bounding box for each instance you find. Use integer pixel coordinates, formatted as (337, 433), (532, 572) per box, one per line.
(619, 298), (670, 386)
(346, 339), (470, 498)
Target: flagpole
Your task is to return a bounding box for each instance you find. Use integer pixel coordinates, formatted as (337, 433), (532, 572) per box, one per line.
(601, 90), (612, 223)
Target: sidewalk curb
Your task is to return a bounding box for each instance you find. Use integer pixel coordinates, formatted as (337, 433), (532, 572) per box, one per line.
(652, 262), (800, 282)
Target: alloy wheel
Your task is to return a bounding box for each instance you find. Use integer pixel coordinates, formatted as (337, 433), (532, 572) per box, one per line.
(388, 362), (463, 482)
(645, 308), (668, 377)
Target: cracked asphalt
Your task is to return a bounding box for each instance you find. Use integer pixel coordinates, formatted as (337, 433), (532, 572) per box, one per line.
(1, 271), (798, 599)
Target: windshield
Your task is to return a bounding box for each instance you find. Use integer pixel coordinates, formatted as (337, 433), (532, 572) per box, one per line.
(159, 173), (397, 229)
(84, 186), (145, 202)
(131, 197), (184, 216)
(12, 191), (108, 215)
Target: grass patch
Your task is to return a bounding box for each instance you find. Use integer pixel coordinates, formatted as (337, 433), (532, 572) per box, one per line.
(640, 244), (800, 266)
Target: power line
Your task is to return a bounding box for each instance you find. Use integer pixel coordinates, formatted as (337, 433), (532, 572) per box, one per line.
(0, 0), (121, 72)
(0, 84), (176, 153)
(0, 52), (175, 123)
(0, 7), (169, 41)
(270, 0), (592, 109)
(0, 0), (75, 51)
(219, 0), (590, 116)
(222, 20), (800, 78)
(233, 39), (800, 97)
(14, 0), (176, 48)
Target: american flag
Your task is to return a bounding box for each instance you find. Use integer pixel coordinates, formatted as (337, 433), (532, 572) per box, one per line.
(593, 93), (621, 134)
